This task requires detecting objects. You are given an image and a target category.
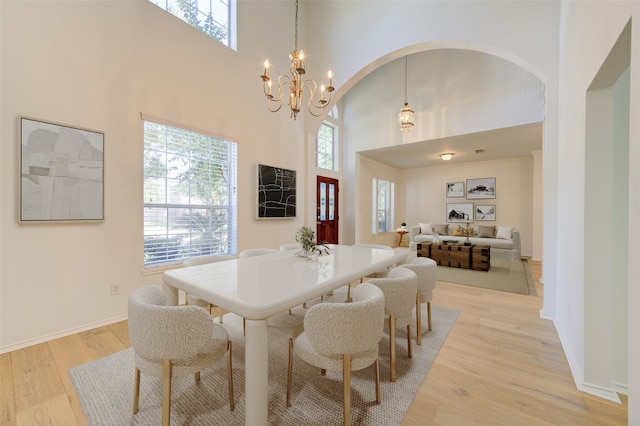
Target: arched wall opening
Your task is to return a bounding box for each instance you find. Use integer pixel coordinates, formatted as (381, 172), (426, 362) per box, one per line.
(311, 41), (546, 254)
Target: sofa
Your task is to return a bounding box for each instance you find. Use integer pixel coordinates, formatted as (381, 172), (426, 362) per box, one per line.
(409, 223), (521, 261)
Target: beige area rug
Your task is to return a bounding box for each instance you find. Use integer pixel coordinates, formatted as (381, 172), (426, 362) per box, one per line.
(69, 302), (458, 425)
(435, 257), (537, 295)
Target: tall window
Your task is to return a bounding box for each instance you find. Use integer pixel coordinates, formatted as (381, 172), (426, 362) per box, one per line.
(143, 118), (237, 267)
(148, 0), (236, 50)
(316, 106), (338, 171)
(372, 178), (394, 234)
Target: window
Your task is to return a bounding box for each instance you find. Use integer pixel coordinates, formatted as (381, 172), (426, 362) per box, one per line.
(316, 106), (338, 171)
(148, 0), (236, 50)
(372, 178), (394, 234)
(143, 118), (237, 267)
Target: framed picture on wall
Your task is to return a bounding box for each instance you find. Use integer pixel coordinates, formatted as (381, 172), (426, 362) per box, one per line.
(20, 116), (104, 222)
(257, 164), (296, 219)
(446, 181), (464, 197)
(475, 205), (496, 221)
(446, 202), (474, 223)
(466, 177), (496, 199)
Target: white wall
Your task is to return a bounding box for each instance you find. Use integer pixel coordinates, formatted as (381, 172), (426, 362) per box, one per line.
(555, 1), (639, 420)
(0, 0), (308, 351)
(400, 157), (534, 257)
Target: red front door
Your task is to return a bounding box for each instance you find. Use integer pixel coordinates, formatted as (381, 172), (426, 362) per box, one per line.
(316, 176), (339, 245)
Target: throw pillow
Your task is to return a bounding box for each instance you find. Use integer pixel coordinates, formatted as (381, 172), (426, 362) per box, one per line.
(477, 225), (496, 238)
(419, 222), (433, 235)
(453, 225), (473, 237)
(496, 225), (514, 240)
(433, 224), (449, 235)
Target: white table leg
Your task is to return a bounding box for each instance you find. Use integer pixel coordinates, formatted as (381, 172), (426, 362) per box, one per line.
(163, 283), (179, 306)
(244, 319), (269, 426)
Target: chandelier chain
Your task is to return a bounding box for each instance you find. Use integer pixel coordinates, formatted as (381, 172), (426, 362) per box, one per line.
(294, 0), (299, 52)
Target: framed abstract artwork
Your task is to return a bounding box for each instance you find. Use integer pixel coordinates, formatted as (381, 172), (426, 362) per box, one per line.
(20, 116), (104, 222)
(257, 164), (296, 219)
(475, 205), (496, 221)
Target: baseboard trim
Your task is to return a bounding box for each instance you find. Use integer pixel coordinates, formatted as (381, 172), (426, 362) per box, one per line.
(553, 318), (622, 403)
(0, 314), (127, 354)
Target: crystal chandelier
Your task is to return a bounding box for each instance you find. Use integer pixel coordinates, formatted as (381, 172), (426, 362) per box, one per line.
(398, 56), (415, 132)
(260, 0), (334, 120)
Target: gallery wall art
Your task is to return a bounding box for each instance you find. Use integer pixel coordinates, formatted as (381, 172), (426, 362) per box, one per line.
(20, 117), (104, 222)
(257, 164), (296, 219)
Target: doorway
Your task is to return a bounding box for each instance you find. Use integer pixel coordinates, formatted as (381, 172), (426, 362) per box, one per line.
(316, 176), (339, 244)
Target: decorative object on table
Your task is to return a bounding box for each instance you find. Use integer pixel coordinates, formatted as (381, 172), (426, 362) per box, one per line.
(294, 226), (329, 259)
(400, 222), (407, 229)
(466, 177), (496, 199)
(455, 222), (473, 245)
(476, 204), (496, 221)
(446, 202), (474, 223)
(20, 116), (104, 222)
(446, 181), (464, 198)
(257, 164), (296, 219)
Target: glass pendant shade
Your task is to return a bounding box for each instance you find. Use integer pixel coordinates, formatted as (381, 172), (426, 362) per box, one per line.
(398, 102), (414, 132)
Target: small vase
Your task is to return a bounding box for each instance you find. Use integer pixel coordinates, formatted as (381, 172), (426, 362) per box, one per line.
(295, 249), (318, 260)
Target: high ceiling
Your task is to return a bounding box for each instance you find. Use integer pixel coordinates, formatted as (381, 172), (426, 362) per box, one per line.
(359, 122), (542, 169)
(341, 49), (545, 170)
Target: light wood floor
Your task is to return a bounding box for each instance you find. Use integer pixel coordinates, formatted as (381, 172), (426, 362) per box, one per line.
(0, 260), (628, 425)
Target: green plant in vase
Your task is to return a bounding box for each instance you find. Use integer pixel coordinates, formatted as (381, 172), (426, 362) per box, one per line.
(461, 222), (473, 246)
(294, 226), (330, 258)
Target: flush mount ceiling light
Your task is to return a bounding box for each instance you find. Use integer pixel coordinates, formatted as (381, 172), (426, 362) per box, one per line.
(398, 56), (415, 132)
(259, 0), (334, 120)
(440, 153), (454, 161)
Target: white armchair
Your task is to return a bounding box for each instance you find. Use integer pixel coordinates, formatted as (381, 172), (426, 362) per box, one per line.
(287, 283), (385, 426)
(400, 257), (437, 345)
(368, 267), (418, 382)
(128, 286), (234, 426)
(183, 254), (236, 323)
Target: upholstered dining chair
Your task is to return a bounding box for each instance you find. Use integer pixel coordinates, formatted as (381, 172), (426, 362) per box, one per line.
(183, 254), (236, 323)
(351, 243), (395, 301)
(128, 286), (234, 426)
(239, 248), (278, 258)
(286, 283), (385, 426)
(368, 267), (418, 382)
(399, 257), (437, 345)
(279, 242), (302, 252)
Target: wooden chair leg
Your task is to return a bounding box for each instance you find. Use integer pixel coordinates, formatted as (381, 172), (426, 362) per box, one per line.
(227, 341), (235, 411)
(407, 324), (413, 359)
(287, 338), (293, 407)
(427, 301), (432, 331)
(162, 359), (172, 426)
(389, 315), (397, 382)
(133, 368), (140, 414)
(343, 354), (351, 426)
(374, 358), (381, 404)
(416, 293), (422, 345)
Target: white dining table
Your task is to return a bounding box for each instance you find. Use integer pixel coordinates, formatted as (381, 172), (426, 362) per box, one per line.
(162, 244), (407, 426)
